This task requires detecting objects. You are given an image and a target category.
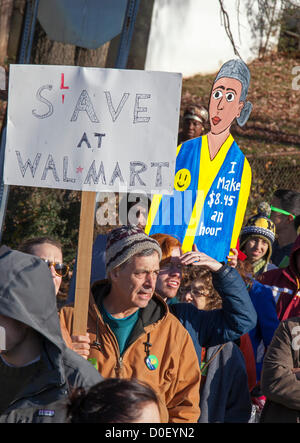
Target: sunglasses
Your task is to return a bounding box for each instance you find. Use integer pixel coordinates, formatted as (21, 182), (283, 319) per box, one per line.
(42, 259), (69, 277)
(159, 258), (182, 273)
(269, 205), (296, 220)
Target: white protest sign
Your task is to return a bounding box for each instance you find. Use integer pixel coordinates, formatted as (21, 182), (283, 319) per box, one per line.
(4, 65), (182, 193)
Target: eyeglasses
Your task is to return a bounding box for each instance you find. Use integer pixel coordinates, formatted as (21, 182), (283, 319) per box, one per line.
(179, 286), (209, 298)
(42, 259), (69, 277)
(269, 205), (296, 220)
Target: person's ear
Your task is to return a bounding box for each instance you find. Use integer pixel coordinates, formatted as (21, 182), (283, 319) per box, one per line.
(110, 267), (120, 282)
(288, 214), (295, 223)
(237, 101), (245, 118)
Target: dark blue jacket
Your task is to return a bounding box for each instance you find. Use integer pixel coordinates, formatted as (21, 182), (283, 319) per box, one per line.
(170, 265), (257, 367)
(248, 280), (279, 382)
(198, 342), (252, 423)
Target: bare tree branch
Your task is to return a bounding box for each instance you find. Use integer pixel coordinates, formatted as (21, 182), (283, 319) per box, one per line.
(218, 0), (242, 59)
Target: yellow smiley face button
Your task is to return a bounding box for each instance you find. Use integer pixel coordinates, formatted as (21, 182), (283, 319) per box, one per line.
(174, 169), (191, 191)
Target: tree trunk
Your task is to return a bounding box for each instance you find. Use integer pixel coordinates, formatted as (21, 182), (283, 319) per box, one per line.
(31, 20), (110, 69)
(0, 0), (14, 65)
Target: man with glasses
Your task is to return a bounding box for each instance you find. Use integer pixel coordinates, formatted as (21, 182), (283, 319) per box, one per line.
(269, 189), (300, 268)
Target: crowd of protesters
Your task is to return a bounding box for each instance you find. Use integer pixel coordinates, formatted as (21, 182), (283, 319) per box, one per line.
(1, 67), (300, 423)
(1, 185), (299, 423)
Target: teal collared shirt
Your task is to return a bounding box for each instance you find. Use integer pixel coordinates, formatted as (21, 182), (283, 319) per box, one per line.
(100, 304), (140, 356)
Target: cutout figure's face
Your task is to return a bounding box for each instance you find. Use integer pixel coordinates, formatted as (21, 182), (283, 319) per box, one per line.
(174, 169), (191, 191)
(209, 77), (244, 135)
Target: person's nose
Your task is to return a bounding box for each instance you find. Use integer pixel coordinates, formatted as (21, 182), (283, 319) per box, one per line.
(144, 272), (157, 289)
(50, 264), (57, 279)
(217, 97), (225, 110)
(169, 266), (181, 277)
(184, 292), (193, 303)
(257, 239), (265, 250)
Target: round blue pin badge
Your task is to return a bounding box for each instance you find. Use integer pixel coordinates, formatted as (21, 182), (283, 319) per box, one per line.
(145, 354), (159, 370)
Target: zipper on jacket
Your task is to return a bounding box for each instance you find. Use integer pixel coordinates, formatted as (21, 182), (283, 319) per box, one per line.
(91, 306), (124, 377)
(116, 356), (123, 378)
(93, 299), (159, 378)
(7, 383), (66, 410)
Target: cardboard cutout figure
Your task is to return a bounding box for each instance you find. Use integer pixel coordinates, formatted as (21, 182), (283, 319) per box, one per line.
(146, 59), (252, 262)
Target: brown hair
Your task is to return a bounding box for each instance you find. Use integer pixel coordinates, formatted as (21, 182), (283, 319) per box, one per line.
(180, 267), (222, 311)
(67, 378), (160, 423)
(235, 259), (254, 288)
(19, 236), (62, 255)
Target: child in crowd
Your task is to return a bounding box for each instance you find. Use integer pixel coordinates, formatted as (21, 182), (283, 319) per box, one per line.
(239, 202), (277, 278)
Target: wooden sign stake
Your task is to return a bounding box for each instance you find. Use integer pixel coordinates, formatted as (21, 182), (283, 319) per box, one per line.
(72, 191), (96, 335)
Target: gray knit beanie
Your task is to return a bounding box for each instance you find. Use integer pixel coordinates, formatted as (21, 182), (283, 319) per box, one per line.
(214, 58), (252, 127)
(105, 225), (162, 275)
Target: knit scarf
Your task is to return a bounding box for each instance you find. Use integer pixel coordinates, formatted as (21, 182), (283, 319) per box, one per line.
(252, 258), (268, 276)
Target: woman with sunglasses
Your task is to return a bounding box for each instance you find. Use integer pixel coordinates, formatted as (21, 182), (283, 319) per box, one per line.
(19, 237), (74, 349)
(19, 237), (69, 298)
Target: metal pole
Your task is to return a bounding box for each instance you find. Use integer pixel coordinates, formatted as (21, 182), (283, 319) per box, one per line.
(115, 0), (141, 69)
(25, 0), (40, 63)
(95, 0), (140, 207)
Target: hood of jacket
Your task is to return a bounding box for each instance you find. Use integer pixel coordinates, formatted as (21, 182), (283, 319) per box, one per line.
(0, 246), (65, 353)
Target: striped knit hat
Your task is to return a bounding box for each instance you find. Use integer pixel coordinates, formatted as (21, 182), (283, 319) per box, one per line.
(105, 225), (162, 275)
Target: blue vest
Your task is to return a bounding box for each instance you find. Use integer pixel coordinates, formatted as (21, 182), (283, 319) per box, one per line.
(146, 135), (251, 262)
